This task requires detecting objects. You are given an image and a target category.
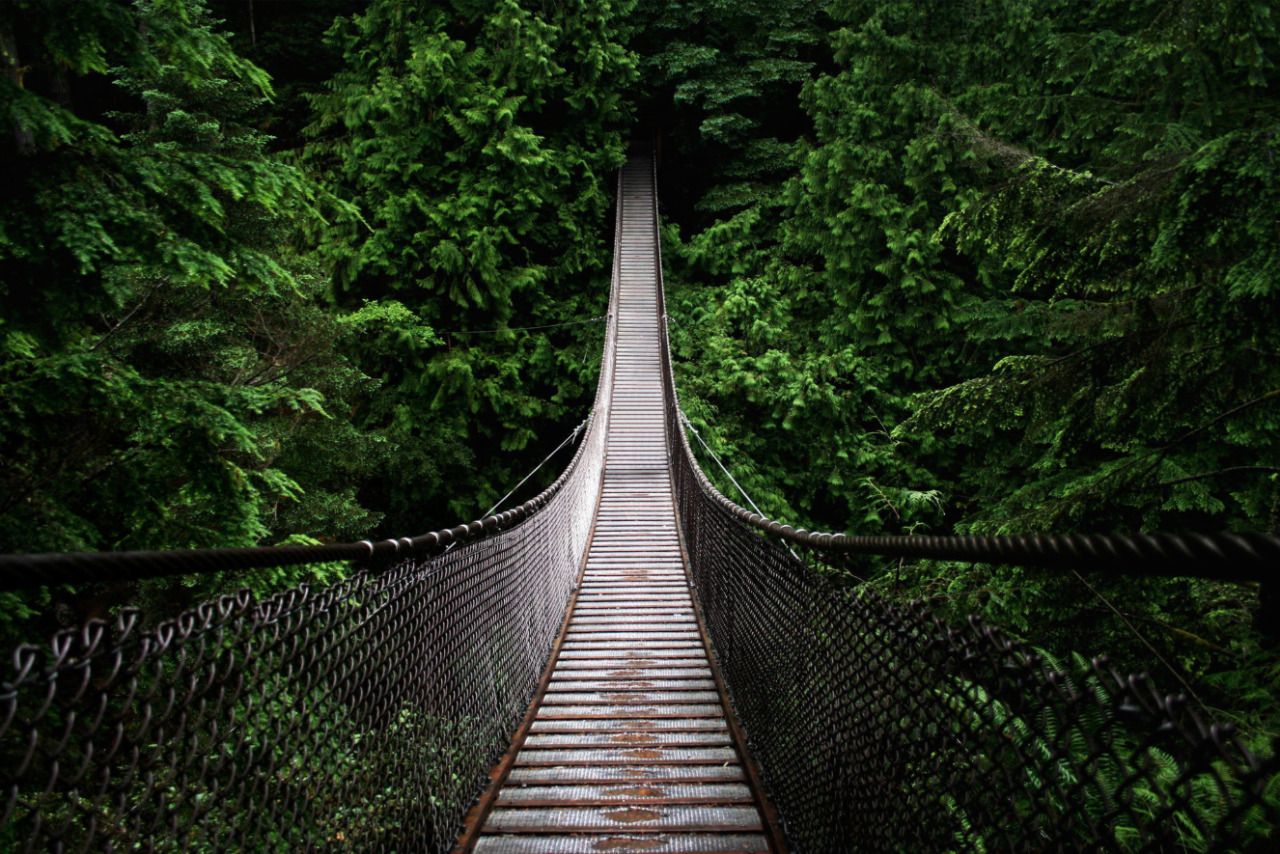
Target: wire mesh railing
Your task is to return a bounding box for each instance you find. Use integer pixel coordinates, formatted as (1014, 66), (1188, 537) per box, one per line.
(2, 533), (571, 853)
(0, 182), (624, 854)
(6, 148), (1280, 854)
(645, 159), (1280, 849)
(667, 475), (1280, 851)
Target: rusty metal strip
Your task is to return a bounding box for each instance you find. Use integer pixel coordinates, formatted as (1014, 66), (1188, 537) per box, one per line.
(520, 738), (733, 749)
(512, 758), (740, 767)
(494, 798), (756, 808)
(472, 837), (768, 854)
(454, 471), (607, 854)
(666, 432), (789, 854)
(483, 826), (763, 836)
(505, 775), (751, 787)
(533, 711), (724, 717)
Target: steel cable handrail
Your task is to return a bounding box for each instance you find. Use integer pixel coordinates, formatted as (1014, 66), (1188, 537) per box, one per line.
(661, 336), (1280, 580)
(0, 406), (601, 591)
(666, 457), (1280, 580)
(652, 152), (1280, 852)
(0, 313), (621, 591)
(0, 173), (627, 853)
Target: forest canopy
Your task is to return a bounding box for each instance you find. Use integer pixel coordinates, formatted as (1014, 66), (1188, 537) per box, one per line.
(654, 0), (1280, 743)
(1, 0), (1278, 743)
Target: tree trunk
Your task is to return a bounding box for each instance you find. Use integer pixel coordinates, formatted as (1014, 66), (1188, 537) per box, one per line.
(0, 18), (36, 155)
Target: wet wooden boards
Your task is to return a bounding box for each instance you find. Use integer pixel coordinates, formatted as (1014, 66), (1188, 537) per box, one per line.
(465, 157), (776, 854)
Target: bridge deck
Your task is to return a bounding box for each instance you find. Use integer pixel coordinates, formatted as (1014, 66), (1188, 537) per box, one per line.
(465, 158), (775, 854)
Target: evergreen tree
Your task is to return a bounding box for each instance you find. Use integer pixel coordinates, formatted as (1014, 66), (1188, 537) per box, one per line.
(0, 0), (386, 634)
(660, 0), (1280, 738)
(307, 0), (638, 525)
(908, 0), (1280, 538)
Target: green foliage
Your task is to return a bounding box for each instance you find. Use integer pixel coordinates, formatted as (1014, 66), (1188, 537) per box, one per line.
(0, 0), (382, 639)
(0, 0), (643, 643)
(0, 0), (1275, 813)
(0, 0), (313, 327)
(932, 650), (1276, 852)
(636, 0), (829, 274)
(660, 0), (1280, 745)
(306, 0), (637, 526)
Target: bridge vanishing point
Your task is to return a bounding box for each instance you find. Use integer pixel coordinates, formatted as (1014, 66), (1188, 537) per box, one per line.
(1, 150), (1278, 853)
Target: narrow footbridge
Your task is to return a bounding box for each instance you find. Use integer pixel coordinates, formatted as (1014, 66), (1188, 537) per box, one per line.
(457, 161), (777, 854)
(2, 153), (1278, 853)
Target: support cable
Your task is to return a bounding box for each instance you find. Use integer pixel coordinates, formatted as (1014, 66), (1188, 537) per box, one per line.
(0, 417), (596, 590)
(485, 418), (589, 518)
(680, 410), (800, 560)
(447, 315), (607, 337)
(680, 411), (764, 517)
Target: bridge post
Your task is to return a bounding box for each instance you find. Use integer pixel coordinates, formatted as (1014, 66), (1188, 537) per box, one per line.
(1258, 580), (1279, 640)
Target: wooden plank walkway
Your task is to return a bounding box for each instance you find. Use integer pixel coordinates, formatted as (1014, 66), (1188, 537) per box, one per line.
(462, 157), (779, 854)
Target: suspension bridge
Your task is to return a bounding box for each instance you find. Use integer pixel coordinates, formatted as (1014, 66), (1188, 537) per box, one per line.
(1, 150), (1278, 853)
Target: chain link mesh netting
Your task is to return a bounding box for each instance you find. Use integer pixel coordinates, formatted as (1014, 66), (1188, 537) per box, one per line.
(636, 149), (1280, 850)
(2, 535), (570, 852)
(1, 424), (612, 852)
(0, 186), (624, 854)
(661, 353), (1279, 851)
(670, 473), (1280, 851)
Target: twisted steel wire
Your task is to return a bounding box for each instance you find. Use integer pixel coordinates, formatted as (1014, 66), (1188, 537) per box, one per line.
(0, 418), (594, 593)
(0, 181), (625, 854)
(661, 451), (1280, 581)
(651, 146), (1280, 850)
(3, 148), (1279, 854)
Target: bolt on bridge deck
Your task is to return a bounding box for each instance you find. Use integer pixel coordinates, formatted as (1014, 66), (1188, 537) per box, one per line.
(460, 158), (780, 854)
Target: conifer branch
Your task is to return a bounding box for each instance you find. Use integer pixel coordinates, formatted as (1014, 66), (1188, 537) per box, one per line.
(930, 90), (1120, 186)
(1070, 569), (1210, 713)
(1154, 466), (1280, 489)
